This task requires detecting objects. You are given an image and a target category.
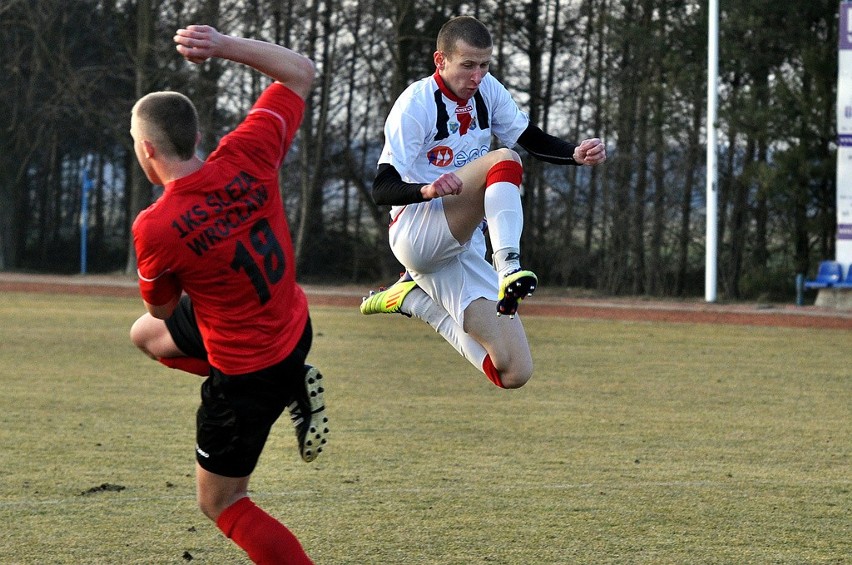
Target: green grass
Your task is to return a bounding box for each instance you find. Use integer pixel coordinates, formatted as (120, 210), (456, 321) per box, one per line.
(0, 291), (849, 564)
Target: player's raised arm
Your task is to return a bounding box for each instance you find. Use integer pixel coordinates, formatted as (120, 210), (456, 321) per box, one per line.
(516, 125), (607, 167)
(173, 25), (315, 99)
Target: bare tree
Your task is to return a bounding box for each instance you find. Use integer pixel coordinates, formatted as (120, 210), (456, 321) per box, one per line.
(125, 0), (156, 274)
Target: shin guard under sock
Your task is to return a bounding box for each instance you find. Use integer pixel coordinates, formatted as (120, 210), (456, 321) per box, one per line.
(484, 161), (524, 276)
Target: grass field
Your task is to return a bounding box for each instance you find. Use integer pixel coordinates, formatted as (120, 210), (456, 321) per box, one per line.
(0, 291), (849, 564)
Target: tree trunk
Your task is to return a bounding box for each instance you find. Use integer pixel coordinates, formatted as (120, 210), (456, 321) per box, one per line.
(294, 0), (332, 275)
(125, 0), (154, 275)
(646, 0), (668, 296)
(584, 0), (607, 264)
(676, 90), (702, 296)
(522, 0), (546, 272)
(602, 0), (640, 295)
(630, 93), (649, 295)
(725, 137), (754, 299)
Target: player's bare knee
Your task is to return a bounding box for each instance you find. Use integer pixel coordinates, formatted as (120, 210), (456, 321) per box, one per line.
(197, 497), (219, 521)
(490, 147), (522, 166)
(129, 320), (156, 358)
(196, 492), (232, 522)
(499, 368), (533, 389)
(507, 148), (522, 165)
(493, 355), (533, 389)
(129, 319), (142, 347)
(129, 319), (148, 351)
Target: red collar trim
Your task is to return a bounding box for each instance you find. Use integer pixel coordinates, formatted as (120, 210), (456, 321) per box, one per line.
(433, 71), (469, 105)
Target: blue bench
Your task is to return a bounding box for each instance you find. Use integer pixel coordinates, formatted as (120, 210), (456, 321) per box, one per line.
(836, 264), (852, 289)
(804, 261), (844, 289)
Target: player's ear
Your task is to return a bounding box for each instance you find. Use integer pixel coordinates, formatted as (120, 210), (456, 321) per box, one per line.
(142, 139), (156, 159)
(434, 51), (445, 70)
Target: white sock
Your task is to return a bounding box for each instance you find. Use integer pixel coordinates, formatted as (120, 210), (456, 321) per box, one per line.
(484, 182), (523, 277)
(403, 288), (488, 372)
(492, 248), (521, 277)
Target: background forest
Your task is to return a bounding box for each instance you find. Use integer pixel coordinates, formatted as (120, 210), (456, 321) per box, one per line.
(0, 0), (840, 299)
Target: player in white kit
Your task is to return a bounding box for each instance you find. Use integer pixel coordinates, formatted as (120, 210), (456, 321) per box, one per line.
(361, 16), (606, 389)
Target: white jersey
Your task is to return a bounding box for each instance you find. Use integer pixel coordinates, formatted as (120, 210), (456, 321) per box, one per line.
(378, 72), (529, 192)
(379, 72), (530, 325)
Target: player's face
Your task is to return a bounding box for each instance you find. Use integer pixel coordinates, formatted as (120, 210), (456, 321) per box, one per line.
(435, 40), (492, 100)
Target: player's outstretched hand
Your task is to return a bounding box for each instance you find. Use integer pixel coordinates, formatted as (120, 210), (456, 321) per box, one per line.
(573, 138), (607, 166)
(423, 172), (463, 199)
(174, 25), (225, 65)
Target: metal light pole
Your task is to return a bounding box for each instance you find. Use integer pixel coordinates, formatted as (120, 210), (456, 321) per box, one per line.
(706, 0), (719, 303)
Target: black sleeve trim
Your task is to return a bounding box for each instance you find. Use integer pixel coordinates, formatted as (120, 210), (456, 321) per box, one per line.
(372, 164), (429, 206)
(516, 124), (579, 165)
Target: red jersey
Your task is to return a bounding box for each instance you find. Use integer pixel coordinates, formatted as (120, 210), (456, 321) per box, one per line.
(133, 83), (308, 375)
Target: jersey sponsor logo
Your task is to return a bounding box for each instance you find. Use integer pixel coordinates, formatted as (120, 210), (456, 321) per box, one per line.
(426, 144), (491, 168)
(427, 145), (454, 167)
(456, 104), (473, 114)
(452, 145), (491, 168)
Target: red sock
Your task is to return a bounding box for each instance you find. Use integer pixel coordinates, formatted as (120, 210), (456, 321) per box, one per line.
(216, 497), (313, 565)
(482, 355), (505, 388)
(486, 159), (523, 187)
(157, 356), (210, 377)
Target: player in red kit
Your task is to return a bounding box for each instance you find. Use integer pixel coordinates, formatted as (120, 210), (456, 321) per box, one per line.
(129, 24), (326, 564)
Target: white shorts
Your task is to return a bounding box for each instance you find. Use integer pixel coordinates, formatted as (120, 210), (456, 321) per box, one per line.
(389, 199), (497, 327)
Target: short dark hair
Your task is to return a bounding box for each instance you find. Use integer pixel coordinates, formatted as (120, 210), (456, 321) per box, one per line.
(133, 91), (199, 160)
(437, 16), (492, 55)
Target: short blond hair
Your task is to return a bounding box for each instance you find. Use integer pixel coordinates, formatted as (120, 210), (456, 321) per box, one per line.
(132, 91), (199, 160)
